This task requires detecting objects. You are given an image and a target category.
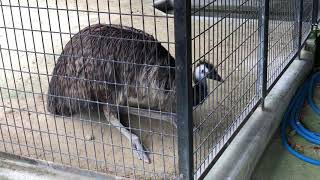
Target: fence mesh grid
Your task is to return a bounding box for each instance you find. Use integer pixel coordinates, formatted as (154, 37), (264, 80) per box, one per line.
(0, 0), (317, 179)
(191, 0), (261, 176)
(0, 0), (178, 179)
(191, 0), (315, 178)
(266, 0), (297, 87)
(318, 0), (320, 21)
(302, 0), (313, 39)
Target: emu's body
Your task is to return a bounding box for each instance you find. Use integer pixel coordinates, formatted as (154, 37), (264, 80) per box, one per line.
(47, 24), (221, 163)
(48, 24), (175, 115)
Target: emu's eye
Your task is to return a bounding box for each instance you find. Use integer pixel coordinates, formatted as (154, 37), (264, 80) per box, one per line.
(201, 69), (205, 73)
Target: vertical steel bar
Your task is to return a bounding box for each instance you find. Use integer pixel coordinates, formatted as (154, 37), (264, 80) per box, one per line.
(298, 0), (304, 49)
(174, 0), (193, 179)
(257, 0), (263, 102)
(293, 0), (299, 51)
(262, 0), (270, 105)
(318, 0), (320, 22)
(312, 0), (319, 26)
(258, 0), (270, 108)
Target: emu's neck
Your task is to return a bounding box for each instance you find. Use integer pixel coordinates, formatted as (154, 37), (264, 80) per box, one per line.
(193, 79), (208, 106)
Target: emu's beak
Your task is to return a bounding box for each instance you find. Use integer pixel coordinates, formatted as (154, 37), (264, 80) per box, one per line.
(208, 71), (224, 82)
(215, 74), (224, 82)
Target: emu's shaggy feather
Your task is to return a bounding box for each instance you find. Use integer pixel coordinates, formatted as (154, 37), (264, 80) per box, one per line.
(47, 24), (221, 163)
(47, 24), (176, 116)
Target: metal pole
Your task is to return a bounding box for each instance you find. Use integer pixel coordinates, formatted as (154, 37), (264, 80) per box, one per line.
(312, 0), (319, 27)
(174, 0), (193, 179)
(293, 0), (303, 58)
(293, 0), (299, 51)
(258, 0), (270, 108)
(298, 0), (303, 49)
(257, 0), (263, 104)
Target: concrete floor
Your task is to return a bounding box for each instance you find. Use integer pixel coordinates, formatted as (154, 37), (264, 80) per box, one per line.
(252, 130), (320, 180)
(252, 87), (320, 180)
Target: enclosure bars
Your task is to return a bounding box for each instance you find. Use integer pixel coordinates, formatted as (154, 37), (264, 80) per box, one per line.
(173, 0), (194, 179)
(178, 0), (317, 178)
(258, 0), (270, 108)
(298, 0), (304, 52)
(312, 0), (319, 28)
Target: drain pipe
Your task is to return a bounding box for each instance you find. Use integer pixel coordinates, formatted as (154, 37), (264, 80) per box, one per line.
(153, 0), (215, 12)
(154, 0), (174, 11)
(153, 0), (293, 16)
(154, 0), (220, 10)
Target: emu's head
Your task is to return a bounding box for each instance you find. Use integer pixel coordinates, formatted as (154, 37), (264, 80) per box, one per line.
(194, 61), (223, 83)
(192, 61), (223, 106)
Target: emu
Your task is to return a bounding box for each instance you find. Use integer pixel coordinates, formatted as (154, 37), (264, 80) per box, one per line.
(47, 24), (223, 163)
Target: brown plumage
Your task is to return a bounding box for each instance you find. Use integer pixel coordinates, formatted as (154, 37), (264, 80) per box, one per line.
(48, 24), (176, 116)
(47, 24), (222, 163)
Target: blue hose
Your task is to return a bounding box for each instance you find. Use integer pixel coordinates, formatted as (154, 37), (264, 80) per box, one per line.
(281, 72), (320, 165)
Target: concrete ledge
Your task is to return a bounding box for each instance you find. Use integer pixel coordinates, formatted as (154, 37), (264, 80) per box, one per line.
(204, 38), (316, 180)
(0, 152), (121, 180)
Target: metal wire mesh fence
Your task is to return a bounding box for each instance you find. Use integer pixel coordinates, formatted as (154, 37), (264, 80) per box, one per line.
(187, 0), (318, 179)
(191, 0), (261, 177)
(302, 0), (313, 41)
(0, 0), (177, 179)
(267, 0), (297, 88)
(318, 0), (320, 21)
(0, 0), (318, 179)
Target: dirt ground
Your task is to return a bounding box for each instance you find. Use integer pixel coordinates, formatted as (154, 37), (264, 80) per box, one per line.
(0, 0), (299, 179)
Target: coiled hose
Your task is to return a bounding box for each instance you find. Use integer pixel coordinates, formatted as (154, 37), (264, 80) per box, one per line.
(281, 71), (320, 165)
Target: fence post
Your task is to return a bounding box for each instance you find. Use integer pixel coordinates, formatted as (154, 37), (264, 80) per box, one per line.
(292, 0), (303, 58)
(258, 0), (270, 108)
(312, 0), (319, 27)
(298, 0), (303, 49)
(173, 0), (193, 179)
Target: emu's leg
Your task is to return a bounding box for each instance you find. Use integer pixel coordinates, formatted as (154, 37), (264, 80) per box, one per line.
(103, 105), (150, 164)
(118, 107), (177, 128)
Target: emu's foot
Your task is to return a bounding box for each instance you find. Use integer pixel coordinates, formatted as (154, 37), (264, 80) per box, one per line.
(85, 134), (95, 141)
(131, 138), (151, 164)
